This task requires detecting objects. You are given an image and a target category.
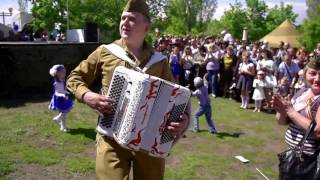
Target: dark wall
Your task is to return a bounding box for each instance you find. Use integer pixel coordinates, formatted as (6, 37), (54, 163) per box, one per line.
(0, 42), (101, 98)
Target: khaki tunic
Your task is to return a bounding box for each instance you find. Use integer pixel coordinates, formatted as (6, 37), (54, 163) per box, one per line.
(67, 39), (175, 101)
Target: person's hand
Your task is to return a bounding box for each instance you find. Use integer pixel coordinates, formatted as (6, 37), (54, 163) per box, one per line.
(83, 91), (114, 115)
(272, 95), (294, 115)
(168, 113), (189, 138)
(63, 94), (68, 100)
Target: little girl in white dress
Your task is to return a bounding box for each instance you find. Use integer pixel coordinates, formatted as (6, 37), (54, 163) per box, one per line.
(252, 71), (266, 112)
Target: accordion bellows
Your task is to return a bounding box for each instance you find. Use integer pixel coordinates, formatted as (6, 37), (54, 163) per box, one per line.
(97, 66), (191, 158)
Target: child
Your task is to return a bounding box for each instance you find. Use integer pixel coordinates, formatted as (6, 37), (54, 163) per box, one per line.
(192, 77), (217, 134)
(48, 64), (73, 132)
(252, 71), (266, 112)
(293, 69), (306, 94)
(237, 51), (255, 109)
(278, 76), (290, 97)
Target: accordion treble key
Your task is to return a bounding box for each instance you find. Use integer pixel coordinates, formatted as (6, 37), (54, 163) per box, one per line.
(97, 66), (191, 158)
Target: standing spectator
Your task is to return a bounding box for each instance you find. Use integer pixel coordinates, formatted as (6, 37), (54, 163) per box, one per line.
(190, 39), (199, 55)
(273, 57), (320, 180)
(295, 46), (308, 69)
(204, 44), (220, 97)
(237, 51), (255, 109)
(181, 46), (194, 87)
(250, 47), (259, 65)
(257, 49), (277, 111)
(169, 46), (182, 84)
(277, 54), (300, 90)
(220, 46), (237, 97)
(193, 45), (207, 78)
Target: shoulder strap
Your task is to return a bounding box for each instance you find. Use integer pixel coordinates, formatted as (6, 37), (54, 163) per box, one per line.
(102, 43), (167, 73)
(142, 52), (167, 72)
(101, 43), (142, 72)
(284, 64), (293, 82)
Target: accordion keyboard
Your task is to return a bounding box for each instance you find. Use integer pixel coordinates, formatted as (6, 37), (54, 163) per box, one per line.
(101, 74), (126, 128)
(160, 103), (187, 144)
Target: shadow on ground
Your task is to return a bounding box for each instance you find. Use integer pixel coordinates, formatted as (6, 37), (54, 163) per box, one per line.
(68, 128), (96, 140)
(216, 132), (244, 139)
(0, 95), (50, 108)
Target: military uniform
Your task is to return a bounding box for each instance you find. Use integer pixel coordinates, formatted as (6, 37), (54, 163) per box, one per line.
(67, 39), (175, 180)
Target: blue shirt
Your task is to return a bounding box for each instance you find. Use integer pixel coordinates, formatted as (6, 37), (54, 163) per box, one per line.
(278, 62), (300, 83)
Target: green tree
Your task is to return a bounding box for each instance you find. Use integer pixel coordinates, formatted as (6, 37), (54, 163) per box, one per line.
(219, 1), (248, 40)
(300, 1), (320, 50)
(218, 0), (297, 41)
(31, 0), (67, 32)
(265, 2), (298, 32)
(306, 0), (320, 18)
(165, 0), (217, 35)
(245, 0), (268, 40)
(30, 0), (127, 42)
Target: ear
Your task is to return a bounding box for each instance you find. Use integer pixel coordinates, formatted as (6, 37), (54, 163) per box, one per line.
(144, 22), (150, 33)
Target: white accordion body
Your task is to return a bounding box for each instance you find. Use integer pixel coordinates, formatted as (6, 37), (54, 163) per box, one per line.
(97, 66), (191, 158)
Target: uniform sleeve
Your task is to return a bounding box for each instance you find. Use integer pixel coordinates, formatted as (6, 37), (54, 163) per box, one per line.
(66, 48), (102, 102)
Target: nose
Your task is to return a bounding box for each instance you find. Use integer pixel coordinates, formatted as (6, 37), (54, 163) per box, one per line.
(315, 73), (320, 81)
(122, 17), (130, 26)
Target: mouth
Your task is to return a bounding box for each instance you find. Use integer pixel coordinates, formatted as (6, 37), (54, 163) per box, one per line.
(313, 83), (320, 88)
(122, 27), (131, 33)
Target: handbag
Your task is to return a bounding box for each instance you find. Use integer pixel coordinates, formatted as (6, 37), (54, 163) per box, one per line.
(278, 98), (320, 180)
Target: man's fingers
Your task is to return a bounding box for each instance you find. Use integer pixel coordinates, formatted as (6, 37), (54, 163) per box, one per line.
(170, 122), (180, 127)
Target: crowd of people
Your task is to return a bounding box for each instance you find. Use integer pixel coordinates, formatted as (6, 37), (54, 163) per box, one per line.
(0, 29), (66, 42)
(153, 34), (320, 112)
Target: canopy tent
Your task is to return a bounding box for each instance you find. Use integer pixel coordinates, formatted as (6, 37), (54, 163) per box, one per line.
(260, 20), (301, 48)
(0, 24), (13, 37)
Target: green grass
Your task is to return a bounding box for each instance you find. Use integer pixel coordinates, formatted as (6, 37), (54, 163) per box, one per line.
(0, 97), (286, 179)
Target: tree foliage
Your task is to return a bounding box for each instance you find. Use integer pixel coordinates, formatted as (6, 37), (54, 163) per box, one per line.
(219, 1), (248, 40)
(29, 0), (301, 43)
(306, 0), (320, 19)
(165, 0), (217, 35)
(300, 0), (320, 50)
(30, 0), (126, 41)
(31, 0), (67, 32)
(218, 0), (298, 41)
(266, 2), (298, 32)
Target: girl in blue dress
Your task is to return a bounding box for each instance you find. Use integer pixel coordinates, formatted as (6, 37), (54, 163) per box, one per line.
(169, 46), (182, 84)
(48, 64), (73, 132)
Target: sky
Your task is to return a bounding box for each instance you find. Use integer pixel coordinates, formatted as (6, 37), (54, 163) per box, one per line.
(0, 0), (308, 26)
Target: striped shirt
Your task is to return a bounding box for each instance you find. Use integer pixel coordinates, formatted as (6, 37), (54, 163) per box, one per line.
(285, 88), (320, 155)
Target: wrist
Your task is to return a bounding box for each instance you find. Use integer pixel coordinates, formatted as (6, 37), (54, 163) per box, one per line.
(82, 91), (92, 103)
(286, 108), (295, 117)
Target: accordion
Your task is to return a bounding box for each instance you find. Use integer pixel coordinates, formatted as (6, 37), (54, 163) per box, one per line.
(97, 66), (191, 158)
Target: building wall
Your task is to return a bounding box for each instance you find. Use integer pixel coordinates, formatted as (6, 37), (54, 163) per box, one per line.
(0, 42), (101, 98)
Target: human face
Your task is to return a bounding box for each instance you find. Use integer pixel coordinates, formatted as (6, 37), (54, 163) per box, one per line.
(284, 55), (292, 64)
(56, 68), (66, 81)
(119, 12), (149, 45)
(305, 68), (320, 94)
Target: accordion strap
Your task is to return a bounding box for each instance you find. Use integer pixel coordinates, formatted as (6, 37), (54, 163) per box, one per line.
(102, 43), (167, 73)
